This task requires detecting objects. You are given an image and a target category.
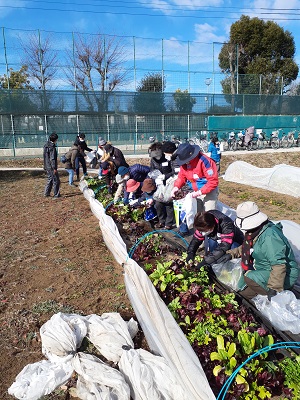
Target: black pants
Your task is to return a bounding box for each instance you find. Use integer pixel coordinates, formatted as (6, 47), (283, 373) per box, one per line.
(44, 169), (60, 197)
(75, 156), (87, 177)
(155, 201), (175, 227)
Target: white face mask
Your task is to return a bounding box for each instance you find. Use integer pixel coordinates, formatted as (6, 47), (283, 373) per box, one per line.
(124, 175), (130, 181)
(164, 154), (172, 161)
(200, 230), (213, 236)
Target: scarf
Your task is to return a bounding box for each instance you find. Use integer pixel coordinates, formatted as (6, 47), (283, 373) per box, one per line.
(241, 223), (267, 271)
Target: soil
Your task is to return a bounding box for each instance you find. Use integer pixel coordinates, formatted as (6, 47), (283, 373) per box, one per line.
(1, 149), (300, 399)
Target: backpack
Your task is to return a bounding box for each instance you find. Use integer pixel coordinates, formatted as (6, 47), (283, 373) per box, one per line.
(60, 150), (72, 164)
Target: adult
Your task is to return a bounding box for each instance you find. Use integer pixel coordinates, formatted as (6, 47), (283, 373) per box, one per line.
(97, 137), (107, 178)
(161, 141), (180, 177)
(186, 210), (244, 267)
(74, 133), (95, 181)
(149, 142), (175, 229)
(118, 164), (150, 183)
(43, 132), (61, 198)
(64, 144), (81, 187)
(171, 142), (219, 235)
(102, 143), (128, 172)
(223, 201), (299, 300)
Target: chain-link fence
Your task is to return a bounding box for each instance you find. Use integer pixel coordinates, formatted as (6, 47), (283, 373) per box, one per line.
(0, 27), (288, 95)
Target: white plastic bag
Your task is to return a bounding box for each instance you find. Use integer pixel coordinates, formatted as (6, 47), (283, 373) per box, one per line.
(153, 176), (176, 203)
(252, 290), (300, 334)
(212, 258), (244, 291)
(180, 193), (197, 228)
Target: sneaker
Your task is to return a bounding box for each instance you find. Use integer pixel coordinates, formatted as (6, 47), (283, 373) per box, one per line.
(53, 194), (62, 199)
(164, 225), (173, 230)
(69, 183), (76, 187)
(155, 222), (165, 229)
(44, 194), (50, 197)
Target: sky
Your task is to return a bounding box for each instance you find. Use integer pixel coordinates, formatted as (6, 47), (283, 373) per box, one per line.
(1, 0), (300, 92)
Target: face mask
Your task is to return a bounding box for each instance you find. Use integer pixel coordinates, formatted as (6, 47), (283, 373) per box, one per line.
(79, 138), (84, 142)
(124, 175), (130, 181)
(200, 230), (213, 236)
(164, 154), (172, 161)
(150, 150), (162, 159)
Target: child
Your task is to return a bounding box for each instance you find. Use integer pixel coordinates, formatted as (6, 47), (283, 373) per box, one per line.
(100, 161), (115, 193)
(207, 136), (221, 175)
(131, 178), (158, 224)
(125, 179), (143, 205)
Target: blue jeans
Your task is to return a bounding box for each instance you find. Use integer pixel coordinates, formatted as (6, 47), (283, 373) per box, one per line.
(66, 168), (74, 185)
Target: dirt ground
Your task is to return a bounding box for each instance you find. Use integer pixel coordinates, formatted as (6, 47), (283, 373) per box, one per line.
(1, 149), (300, 399)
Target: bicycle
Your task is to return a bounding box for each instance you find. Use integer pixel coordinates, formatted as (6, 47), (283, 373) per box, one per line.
(281, 130), (295, 148)
(189, 131), (209, 152)
(269, 129), (283, 149)
(256, 130), (268, 149)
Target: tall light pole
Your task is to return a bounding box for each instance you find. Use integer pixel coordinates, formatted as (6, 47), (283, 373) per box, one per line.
(205, 78), (212, 113)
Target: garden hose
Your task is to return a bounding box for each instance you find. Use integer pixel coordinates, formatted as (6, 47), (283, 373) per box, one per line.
(127, 229), (189, 259)
(105, 200), (115, 211)
(216, 341), (300, 400)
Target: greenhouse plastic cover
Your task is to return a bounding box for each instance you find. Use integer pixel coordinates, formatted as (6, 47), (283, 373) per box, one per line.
(223, 161), (300, 197)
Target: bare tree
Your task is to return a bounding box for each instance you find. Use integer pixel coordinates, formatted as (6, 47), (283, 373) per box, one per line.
(20, 32), (58, 90)
(67, 32), (129, 92)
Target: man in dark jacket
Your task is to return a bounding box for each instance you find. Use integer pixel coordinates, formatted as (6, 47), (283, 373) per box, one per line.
(74, 133), (94, 180)
(186, 210), (244, 267)
(43, 132), (61, 198)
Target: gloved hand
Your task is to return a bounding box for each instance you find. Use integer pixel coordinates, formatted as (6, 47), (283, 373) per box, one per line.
(171, 187), (179, 198)
(216, 253), (232, 264)
(146, 199), (154, 207)
(155, 178), (163, 186)
(191, 189), (202, 198)
(197, 259), (210, 269)
(129, 199), (139, 206)
(267, 288), (277, 301)
(186, 254), (194, 263)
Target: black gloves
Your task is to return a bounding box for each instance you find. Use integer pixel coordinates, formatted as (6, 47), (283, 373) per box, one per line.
(267, 289), (277, 301)
(216, 253), (232, 264)
(197, 259), (210, 269)
(186, 254), (194, 263)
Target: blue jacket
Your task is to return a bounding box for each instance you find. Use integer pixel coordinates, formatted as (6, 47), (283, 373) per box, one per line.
(208, 142), (221, 163)
(129, 164), (150, 182)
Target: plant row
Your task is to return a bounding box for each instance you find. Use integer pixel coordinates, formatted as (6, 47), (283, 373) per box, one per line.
(86, 177), (300, 400)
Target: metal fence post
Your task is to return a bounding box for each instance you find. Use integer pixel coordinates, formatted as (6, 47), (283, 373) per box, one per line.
(10, 114), (15, 157)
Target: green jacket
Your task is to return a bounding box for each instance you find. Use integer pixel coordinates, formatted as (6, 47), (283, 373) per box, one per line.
(244, 222), (299, 291)
(229, 221), (299, 291)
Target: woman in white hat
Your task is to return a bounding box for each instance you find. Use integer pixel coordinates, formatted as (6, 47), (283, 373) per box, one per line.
(221, 201), (299, 300)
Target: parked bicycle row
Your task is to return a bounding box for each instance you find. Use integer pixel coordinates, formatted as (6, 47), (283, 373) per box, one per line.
(162, 128), (300, 153)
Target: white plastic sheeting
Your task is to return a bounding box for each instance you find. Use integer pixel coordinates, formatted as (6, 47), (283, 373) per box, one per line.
(10, 311), (185, 400)
(79, 180), (216, 400)
(223, 161), (300, 198)
(252, 291), (300, 334)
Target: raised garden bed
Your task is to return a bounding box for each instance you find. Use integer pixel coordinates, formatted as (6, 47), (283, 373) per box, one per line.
(85, 177), (300, 400)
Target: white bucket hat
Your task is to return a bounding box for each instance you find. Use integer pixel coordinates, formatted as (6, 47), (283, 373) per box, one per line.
(235, 201), (268, 231)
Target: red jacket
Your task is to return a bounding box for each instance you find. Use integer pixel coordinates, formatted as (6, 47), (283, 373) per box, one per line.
(174, 152), (218, 195)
